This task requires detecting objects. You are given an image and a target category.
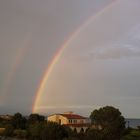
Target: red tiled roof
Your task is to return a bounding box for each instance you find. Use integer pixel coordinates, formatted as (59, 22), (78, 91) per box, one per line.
(65, 123), (90, 127)
(61, 114), (86, 119)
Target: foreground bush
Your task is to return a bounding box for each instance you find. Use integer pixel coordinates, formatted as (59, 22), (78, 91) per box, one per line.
(14, 129), (28, 138)
(28, 121), (68, 140)
(122, 129), (140, 140)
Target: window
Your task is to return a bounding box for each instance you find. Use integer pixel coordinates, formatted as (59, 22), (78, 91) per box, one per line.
(74, 120), (77, 124)
(69, 119), (72, 124)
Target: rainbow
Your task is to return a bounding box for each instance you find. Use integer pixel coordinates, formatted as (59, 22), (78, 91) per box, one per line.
(32, 0), (118, 113)
(0, 34), (32, 103)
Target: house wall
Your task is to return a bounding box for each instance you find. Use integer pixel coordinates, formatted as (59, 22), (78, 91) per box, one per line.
(48, 115), (68, 125)
(76, 118), (90, 124)
(48, 115), (88, 125)
(68, 119), (86, 124)
(70, 126), (88, 133)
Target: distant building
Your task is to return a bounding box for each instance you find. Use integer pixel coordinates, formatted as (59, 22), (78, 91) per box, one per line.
(0, 115), (12, 120)
(47, 112), (91, 132)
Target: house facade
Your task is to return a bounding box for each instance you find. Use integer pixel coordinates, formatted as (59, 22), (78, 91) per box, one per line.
(47, 112), (90, 132)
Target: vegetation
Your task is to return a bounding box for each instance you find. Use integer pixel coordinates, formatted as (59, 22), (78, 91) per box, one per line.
(11, 113), (27, 129)
(90, 106), (126, 140)
(121, 128), (140, 140)
(28, 114), (45, 124)
(0, 106), (140, 140)
(4, 124), (14, 137)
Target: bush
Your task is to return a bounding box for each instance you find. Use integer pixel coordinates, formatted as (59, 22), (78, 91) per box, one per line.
(122, 129), (140, 140)
(4, 124), (14, 136)
(14, 129), (28, 138)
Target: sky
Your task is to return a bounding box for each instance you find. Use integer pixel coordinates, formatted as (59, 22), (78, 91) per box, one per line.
(0, 0), (140, 118)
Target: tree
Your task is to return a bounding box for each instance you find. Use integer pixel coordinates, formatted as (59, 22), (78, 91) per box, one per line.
(90, 106), (125, 140)
(73, 128), (78, 136)
(28, 122), (44, 140)
(86, 128), (103, 140)
(11, 113), (27, 129)
(40, 122), (68, 140)
(28, 121), (68, 140)
(28, 114), (45, 124)
(77, 128), (85, 140)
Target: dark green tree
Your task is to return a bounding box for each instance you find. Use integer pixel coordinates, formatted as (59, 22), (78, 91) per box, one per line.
(73, 128), (78, 136)
(90, 106), (125, 140)
(40, 121), (68, 140)
(12, 113), (27, 129)
(63, 125), (73, 138)
(77, 128), (85, 140)
(28, 122), (44, 140)
(86, 128), (103, 140)
(28, 121), (68, 140)
(28, 114), (45, 124)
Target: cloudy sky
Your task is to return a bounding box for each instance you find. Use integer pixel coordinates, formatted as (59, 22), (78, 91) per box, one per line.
(0, 0), (140, 118)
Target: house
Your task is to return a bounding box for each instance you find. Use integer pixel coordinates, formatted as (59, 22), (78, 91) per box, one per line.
(0, 115), (12, 120)
(47, 112), (91, 132)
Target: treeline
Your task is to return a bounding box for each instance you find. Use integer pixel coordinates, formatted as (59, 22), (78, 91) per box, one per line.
(0, 106), (139, 140)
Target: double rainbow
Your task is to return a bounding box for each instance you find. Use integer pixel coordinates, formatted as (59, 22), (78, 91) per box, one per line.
(32, 0), (117, 113)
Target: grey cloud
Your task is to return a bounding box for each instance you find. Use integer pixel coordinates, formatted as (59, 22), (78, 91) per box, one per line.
(36, 105), (98, 110)
(90, 45), (140, 59)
